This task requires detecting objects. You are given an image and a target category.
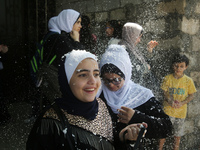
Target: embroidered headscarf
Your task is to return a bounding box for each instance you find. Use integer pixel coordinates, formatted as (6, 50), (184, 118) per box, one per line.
(48, 9), (80, 34)
(99, 44), (154, 114)
(119, 22), (148, 70)
(55, 50), (99, 120)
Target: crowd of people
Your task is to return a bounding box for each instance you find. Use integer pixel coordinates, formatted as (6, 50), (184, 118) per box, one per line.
(0, 8), (197, 150)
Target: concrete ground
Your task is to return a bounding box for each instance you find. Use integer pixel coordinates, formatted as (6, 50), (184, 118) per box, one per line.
(0, 102), (33, 150)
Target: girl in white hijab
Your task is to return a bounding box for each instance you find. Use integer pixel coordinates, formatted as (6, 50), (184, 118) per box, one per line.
(119, 23), (158, 89)
(99, 44), (154, 114)
(48, 9), (80, 34)
(44, 9), (84, 65)
(99, 44), (172, 149)
(27, 9), (84, 122)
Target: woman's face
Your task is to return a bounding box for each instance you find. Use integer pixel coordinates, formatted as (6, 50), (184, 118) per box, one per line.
(135, 34), (142, 45)
(102, 73), (124, 91)
(69, 58), (101, 102)
(106, 25), (114, 37)
(72, 17), (82, 32)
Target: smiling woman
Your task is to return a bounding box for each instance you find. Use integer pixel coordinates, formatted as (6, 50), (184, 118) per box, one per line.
(98, 44), (172, 149)
(69, 58), (101, 103)
(26, 50), (114, 149)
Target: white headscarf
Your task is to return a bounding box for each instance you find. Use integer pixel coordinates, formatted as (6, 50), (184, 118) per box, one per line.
(119, 22), (148, 67)
(48, 16), (60, 33)
(63, 50), (97, 83)
(48, 9), (80, 34)
(99, 44), (154, 114)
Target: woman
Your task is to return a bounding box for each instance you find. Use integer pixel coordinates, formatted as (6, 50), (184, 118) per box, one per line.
(45, 9), (84, 66)
(98, 44), (172, 149)
(119, 22), (158, 91)
(26, 9), (84, 124)
(26, 50), (146, 150)
(105, 20), (123, 45)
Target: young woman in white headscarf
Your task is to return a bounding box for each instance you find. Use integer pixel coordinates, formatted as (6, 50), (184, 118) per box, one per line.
(119, 22), (159, 94)
(44, 9), (84, 66)
(26, 50), (147, 150)
(25, 9), (85, 124)
(98, 44), (172, 150)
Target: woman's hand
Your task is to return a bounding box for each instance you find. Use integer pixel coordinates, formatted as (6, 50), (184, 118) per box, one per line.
(147, 40), (158, 53)
(117, 106), (135, 124)
(119, 123), (148, 142)
(70, 30), (80, 42)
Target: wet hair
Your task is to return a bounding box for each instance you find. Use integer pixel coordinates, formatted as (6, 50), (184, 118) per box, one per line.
(101, 63), (125, 79)
(80, 15), (92, 49)
(74, 14), (81, 25)
(172, 54), (189, 66)
(107, 20), (123, 39)
(81, 15), (90, 27)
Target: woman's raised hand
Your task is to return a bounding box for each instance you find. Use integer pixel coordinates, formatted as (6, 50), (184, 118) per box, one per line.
(147, 40), (158, 53)
(117, 106), (135, 124)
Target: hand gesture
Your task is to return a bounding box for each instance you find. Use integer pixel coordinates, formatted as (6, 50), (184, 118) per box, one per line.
(147, 40), (158, 53)
(70, 30), (80, 42)
(173, 100), (183, 108)
(117, 106), (135, 124)
(119, 123), (148, 142)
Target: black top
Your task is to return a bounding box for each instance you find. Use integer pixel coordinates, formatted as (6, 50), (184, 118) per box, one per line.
(100, 93), (172, 150)
(43, 31), (84, 67)
(26, 104), (115, 150)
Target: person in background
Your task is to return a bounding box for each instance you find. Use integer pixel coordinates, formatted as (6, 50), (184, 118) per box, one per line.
(46, 9), (84, 65)
(80, 15), (97, 54)
(25, 9), (84, 123)
(26, 50), (147, 150)
(0, 43), (11, 125)
(105, 20), (123, 45)
(159, 54), (196, 150)
(119, 22), (159, 95)
(97, 44), (172, 149)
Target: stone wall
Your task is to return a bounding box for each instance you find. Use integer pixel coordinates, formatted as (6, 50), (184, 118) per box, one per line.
(55, 0), (200, 149)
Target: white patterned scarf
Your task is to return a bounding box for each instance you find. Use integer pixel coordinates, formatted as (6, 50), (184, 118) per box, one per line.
(99, 44), (154, 114)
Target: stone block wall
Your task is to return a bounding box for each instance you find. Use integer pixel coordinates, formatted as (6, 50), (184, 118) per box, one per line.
(55, 0), (200, 149)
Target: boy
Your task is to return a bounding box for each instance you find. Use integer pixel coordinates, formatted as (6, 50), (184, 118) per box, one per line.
(158, 54), (197, 150)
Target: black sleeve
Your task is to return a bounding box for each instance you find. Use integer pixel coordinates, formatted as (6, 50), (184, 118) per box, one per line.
(100, 92), (130, 150)
(129, 97), (172, 139)
(54, 33), (84, 66)
(26, 118), (71, 150)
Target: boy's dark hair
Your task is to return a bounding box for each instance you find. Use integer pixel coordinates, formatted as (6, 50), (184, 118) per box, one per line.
(172, 54), (189, 66)
(107, 20), (123, 39)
